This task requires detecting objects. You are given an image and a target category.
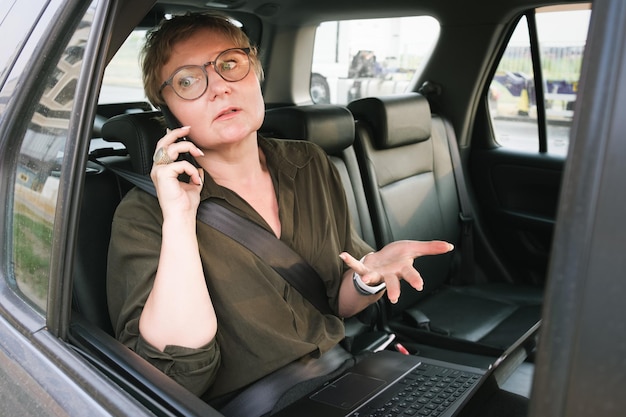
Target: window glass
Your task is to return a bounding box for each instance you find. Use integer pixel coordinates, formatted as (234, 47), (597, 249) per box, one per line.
(489, 5), (591, 156)
(0, 0), (14, 19)
(0, 0), (47, 89)
(100, 29), (148, 104)
(11, 4), (96, 311)
(311, 16), (440, 104)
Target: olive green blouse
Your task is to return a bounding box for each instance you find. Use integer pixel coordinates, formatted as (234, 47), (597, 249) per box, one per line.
(106, 136), (373, 400)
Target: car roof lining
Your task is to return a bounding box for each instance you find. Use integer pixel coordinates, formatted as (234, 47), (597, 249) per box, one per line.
(145, 0), (590, 24)
(108, 0), (591, 56)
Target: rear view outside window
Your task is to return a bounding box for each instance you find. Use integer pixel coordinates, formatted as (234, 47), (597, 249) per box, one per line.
(11, 4), (96, 311)
(489, 5), (591, 156)
(100, 30), (147, 104)
(311, 16), (440, 104)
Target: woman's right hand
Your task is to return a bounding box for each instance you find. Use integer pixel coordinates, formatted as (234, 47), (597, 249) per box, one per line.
(150, 126), (205, 219)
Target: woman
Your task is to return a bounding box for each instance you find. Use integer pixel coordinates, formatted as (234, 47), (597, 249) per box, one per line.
(106, 12), (453, 413)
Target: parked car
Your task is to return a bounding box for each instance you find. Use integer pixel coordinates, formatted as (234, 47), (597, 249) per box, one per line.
(1, 0), (624, 416)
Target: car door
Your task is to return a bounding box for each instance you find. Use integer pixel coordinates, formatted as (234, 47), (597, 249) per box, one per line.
(469, 5), (591, 286)
(529, 0), (626, 415)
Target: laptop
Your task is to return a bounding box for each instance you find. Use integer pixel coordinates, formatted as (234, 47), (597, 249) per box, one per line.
(273, 323), (539, 417)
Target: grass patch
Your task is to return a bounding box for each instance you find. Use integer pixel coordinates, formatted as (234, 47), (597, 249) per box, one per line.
(12, 209), (53, 308)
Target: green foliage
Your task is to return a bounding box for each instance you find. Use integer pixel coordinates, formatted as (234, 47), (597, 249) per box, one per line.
(13, 208), (52, 309)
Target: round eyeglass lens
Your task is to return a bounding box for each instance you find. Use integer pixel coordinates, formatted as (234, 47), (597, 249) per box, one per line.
(215, 48), (250, 81)
(171, 67), (208, 100)
(169, 48), (250, 100)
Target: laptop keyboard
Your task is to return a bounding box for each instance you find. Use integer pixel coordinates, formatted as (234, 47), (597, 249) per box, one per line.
(349, 361), (482, 417)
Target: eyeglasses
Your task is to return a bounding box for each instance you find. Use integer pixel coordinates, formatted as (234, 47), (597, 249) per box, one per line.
(159, 47), (251, 100)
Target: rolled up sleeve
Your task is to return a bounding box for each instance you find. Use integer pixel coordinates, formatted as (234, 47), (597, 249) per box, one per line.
(115, 294), (221, 397)
(135, 327), (221, 396)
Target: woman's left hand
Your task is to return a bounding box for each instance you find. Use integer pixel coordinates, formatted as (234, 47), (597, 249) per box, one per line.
(340, 240), (454, 304)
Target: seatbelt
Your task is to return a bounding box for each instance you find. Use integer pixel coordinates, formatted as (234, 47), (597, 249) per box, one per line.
(442, 119), (475, 284)
(197, 201), (332, 315)
(99, 161), (333, 315)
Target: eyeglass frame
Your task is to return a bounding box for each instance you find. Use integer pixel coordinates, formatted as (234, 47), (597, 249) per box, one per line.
(159, 47), (252, 100)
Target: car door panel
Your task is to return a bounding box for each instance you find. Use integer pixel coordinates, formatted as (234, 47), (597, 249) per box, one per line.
(471, 148), (564, 285)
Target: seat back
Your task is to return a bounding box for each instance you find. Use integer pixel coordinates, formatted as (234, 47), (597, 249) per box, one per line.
(262, 104), (377, 248)
(73, 159), (128, 335)
(101, 111), (166, 175)
(72, 112), (164, 334)
(348, 93), (460, 311)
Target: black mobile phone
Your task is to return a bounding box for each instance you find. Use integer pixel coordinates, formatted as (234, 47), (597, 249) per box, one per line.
(160, 105), (200, 182)
(160, 105), (200, 166)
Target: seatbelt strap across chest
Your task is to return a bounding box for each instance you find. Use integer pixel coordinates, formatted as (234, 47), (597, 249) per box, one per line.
(196, 200), (333, 315)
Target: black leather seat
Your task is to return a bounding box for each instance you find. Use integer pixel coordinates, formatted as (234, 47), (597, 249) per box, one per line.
(101, 111), (166, 176)
(347, 93), (543, 353)
(262, 104), (376, 248)
(73, 159), (127, 335)
(72, 112), (165, 334)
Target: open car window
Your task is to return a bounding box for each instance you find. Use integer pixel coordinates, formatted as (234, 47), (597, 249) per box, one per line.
(488, 5), (591, 156)
(9, 2), (98, 313)
(100, 29), (148, 105)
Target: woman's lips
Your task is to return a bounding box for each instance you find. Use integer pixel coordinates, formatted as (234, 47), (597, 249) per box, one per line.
(215, 107), (239, 120)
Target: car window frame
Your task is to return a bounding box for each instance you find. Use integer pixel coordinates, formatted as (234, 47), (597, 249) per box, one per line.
(526, 10), (549, 153)
(0, 1), (78, 330)
(47, 0), (114, 339)
(0, 0), (107, 338)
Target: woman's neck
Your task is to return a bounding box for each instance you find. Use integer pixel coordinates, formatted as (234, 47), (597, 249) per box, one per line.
(198, 136), (267, 189)
(199, 138), (280, 236)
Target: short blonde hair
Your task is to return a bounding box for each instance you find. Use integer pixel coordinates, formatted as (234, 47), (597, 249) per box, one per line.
(141, 12), (263, 107)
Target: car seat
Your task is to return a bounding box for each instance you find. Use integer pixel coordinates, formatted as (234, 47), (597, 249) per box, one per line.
(348, 93), (543, 354)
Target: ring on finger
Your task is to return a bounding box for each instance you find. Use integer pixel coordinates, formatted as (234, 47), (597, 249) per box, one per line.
(153, 146), (173, 165)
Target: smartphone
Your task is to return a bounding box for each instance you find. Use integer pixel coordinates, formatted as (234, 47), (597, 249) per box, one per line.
(160, 105), (200, 182)
(160, 105), (200, 166)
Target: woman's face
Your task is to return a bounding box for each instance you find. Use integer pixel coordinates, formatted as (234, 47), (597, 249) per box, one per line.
(160, 28), (265, 150)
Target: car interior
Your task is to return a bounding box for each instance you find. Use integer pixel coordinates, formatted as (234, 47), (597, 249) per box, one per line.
(61, 0), (591, 415)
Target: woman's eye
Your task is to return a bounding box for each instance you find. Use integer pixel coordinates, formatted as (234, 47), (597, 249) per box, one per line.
(178, 76), (198, 89)
(219, 61), (236, 72)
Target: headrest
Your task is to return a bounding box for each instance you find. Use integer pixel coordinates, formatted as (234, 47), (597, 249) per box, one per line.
(101, 111), (165, 175)
(347, 93), (431, 149)
(262, 105), (355, 154)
